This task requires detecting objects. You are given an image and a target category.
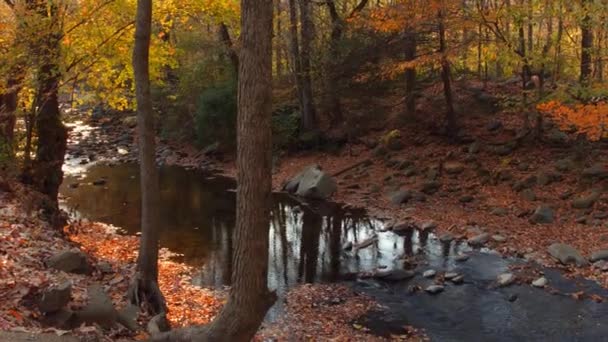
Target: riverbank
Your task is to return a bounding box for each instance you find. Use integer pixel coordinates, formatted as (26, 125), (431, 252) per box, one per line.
(2, 174), (400, 341)
(66, 108), (608, 288)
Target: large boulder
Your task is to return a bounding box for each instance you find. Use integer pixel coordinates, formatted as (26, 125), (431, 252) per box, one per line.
(284, 165), (337, 199)
(75, 284), (118, 329)
(39, 281), (72, 313)
(47, 250), (91, 274)
(547, 243), (588, 267)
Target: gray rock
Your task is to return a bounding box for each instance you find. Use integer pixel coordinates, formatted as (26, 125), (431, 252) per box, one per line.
(590, 250), (608, 262)
(492, 234), (507, 243)
(572, 191), (601, 209)
(421, 181), (441, 194)
(374, 269), (415, 281)
(439, 233), (455, 243)
(390, 190), (412, 205)
(546, 128), (569, 145)
(451, 274), (464, 284)
(582, 164), (608, 178)
(420, 221), (437, 231)
(521, 189), (536, 201)
(287, 165), (337, 199)
(39, 281), (72, 313)
(532, 277), (548, 288)
(454, 254), (469, 262)
(490, 207), (509, 216)
(423, 269), (437, 278)
(42, 308), (76, 329)
(555, 158), (575, 172)
(469, 233), (490, 247)
(547, 243), (588, 267)
(444, 272), (459, 280)
(530, 205), (555, 224)
(76, 284), (118, 329)
(425, 284), (444, 294)
(497, 273), (516, 287)
(513, 175), (537, 192)
(97, 262), (113, 274)
(444, 161), (465, 175)
(116, 304), (139, 331)
(47, 250), (91, 274)
(468, 141), (480, 154)
(459, 195), (474, 203)
(492, 145), (514, 156)
(486, 120), (503, 131)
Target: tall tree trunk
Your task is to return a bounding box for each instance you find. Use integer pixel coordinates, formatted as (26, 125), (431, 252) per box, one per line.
(438, 3), (457, 140)
(151, 0), (276, 340)
(326, 0), (343, 126)
(275, 0), (283, 78)
(128, 0), (167, 317)
(580, 0), (593, 84)
(298, 0), (317, 131)
(553, 0), (564, 83)
(404, 29), (417, 117)
(288, 0), (304, 119)
(26, 0), (67, 205)
(0, 78), (18, 155)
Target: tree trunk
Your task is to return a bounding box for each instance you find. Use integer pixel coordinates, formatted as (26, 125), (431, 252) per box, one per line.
(298, 0), (317, 131)
(26, 0), (67, 205)
(0, 78), (18, 154)
(580, 0), (593, 84)
(438, 3), (456, 140)
(151, 0), (276, 340)
(128, 0), (167, 316)
(288, 0), (304, 119)
(275, 0), (283, 78)
(326, 0), (343, 126)
(404, 29), (417, 117)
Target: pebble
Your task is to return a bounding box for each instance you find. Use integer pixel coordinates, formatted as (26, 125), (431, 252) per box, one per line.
(497, 273), (516, 287)
(423, 270), (437, 278)
(532, 276), (547, 288)
(425, 284), (444, 294)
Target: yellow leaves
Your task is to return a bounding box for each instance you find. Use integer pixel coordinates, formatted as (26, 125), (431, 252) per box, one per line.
(537, 100), (608, 141)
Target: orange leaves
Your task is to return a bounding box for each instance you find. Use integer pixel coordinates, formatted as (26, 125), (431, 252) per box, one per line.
(65, 222), (222, 328)
(537, 100), (608, 141)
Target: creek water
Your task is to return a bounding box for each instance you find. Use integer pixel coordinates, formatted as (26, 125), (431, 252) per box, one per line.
(59, 163), (608, 341)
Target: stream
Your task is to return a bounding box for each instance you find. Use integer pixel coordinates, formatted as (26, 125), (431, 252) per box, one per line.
(59, 162), (608, 341)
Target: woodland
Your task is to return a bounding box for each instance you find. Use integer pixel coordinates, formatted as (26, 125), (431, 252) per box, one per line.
(1, 0), (608, 341)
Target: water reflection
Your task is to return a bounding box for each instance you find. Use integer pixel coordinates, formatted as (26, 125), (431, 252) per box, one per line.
(60, 164), (469, 294)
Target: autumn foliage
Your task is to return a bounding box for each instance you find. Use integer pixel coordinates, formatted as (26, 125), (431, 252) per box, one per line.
(537, 100), (608, 141)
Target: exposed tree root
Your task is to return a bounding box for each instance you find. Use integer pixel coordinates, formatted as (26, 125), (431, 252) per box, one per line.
(127, 273), (169, 333)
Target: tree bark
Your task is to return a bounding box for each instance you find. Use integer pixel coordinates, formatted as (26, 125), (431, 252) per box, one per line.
(128, 0), (167, 316)
(0, 78), (18, 154)
(404, 29), (417, 117)
(580, 0), (593, 84)
(288, 0), (304, 119)
(438, 3), (456, 140)
(298, 0), (317, 131)
(26, 0), (67, 205)
(151, 0), (276, 340)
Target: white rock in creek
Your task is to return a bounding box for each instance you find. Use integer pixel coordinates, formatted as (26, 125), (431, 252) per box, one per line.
(532, 277), (547, 288)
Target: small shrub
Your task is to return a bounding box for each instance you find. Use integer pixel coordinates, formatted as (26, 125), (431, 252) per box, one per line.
(194, 80), (237, 148)
(272, 104), (300, 151)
